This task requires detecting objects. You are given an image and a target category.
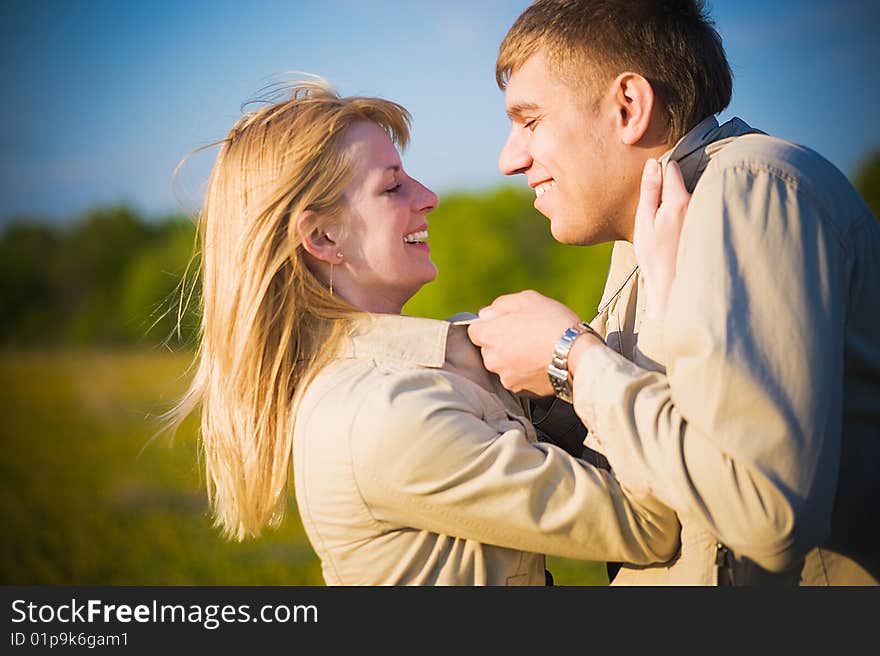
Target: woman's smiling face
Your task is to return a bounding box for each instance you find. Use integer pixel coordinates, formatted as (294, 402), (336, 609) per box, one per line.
(333, 120), (439, 313)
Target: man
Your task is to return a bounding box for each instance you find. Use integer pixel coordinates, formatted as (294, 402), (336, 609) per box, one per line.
(469, 0), (880, 585)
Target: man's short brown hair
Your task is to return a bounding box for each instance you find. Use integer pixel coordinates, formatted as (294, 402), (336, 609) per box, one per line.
(497, 0), (733, 144)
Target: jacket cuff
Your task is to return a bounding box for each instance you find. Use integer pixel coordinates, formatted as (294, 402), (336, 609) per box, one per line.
(571, 343), (645, 446)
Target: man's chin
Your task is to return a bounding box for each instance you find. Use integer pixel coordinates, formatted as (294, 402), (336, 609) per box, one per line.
(549, 219), (585, 246)
(550, 215), (615, 246)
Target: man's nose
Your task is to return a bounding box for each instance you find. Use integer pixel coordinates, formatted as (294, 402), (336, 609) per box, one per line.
(498, 128), (531, 176)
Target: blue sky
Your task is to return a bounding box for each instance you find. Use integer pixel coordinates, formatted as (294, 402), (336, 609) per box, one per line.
(1, 0), (878, 223)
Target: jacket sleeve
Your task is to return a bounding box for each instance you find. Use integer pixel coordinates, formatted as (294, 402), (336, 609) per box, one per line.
(572, 163), (847, 573)
(349, 369), (680, 565)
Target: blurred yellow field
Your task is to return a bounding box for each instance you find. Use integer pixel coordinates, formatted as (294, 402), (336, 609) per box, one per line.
(0, 350), (607, 586)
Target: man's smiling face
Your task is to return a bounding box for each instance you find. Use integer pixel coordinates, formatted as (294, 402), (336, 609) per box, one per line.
(498, 51), (630, 245)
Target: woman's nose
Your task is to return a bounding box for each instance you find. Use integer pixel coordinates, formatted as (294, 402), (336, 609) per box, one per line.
(413, 180), (439, 213)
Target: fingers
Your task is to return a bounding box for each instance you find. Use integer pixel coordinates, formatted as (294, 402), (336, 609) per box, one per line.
(635, 159), (662, 240)
(466, 320), (484, 346)
(467, 309), (501, 344)
(662, 159), (688, 204)
(637, 158), (662, 217)
(476, 306), (497, 320)
(477, 290), (542, 319)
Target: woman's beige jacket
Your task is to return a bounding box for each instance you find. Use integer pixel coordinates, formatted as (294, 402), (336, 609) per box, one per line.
(293, 313), (678, 585)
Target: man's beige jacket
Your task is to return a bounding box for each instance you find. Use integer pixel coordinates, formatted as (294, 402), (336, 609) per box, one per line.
(574, 116), (880, 585)
(293, 314), (678, 585)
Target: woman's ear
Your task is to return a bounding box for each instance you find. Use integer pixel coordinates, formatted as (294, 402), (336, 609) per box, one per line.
(297, 210), (340, 264)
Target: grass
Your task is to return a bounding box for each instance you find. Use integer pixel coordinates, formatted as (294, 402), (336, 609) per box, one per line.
(0, 350), (606, 586)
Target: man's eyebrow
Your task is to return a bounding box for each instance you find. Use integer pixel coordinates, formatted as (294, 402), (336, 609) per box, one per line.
(506, 102), (540, 121)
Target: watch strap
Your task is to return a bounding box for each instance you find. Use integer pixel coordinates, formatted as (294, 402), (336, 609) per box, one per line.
(547, 321), (599, 402)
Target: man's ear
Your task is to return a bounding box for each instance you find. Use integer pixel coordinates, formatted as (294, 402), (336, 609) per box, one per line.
(297, 209), (339, 264)
(611, 72), (661, 146)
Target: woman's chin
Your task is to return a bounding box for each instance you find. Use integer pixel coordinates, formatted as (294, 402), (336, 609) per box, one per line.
(416, 262), (439, 285)
(401, 267), (438, 303)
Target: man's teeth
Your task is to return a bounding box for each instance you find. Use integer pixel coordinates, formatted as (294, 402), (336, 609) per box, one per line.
(535, 180), (557, 198)
(403, 230), (428, 243)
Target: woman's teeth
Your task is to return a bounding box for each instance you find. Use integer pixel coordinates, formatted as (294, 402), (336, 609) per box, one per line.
(535, 180), (556, 198)
(403, 230), (428, 243)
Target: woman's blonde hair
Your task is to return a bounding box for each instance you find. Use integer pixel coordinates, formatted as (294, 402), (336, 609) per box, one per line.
(171, 77), (411, 540)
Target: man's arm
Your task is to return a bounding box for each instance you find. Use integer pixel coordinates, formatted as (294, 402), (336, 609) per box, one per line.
(571, 164), (847, 573)
(469, 161), (847, 573)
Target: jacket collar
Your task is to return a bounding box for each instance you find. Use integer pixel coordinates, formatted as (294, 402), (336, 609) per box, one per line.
(660, 115), (765, 191)
(337, 313), (451, 368)
(598, 115), (764, 312)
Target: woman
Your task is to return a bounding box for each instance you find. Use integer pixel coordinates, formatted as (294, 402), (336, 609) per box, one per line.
(174, 79), (683, 585)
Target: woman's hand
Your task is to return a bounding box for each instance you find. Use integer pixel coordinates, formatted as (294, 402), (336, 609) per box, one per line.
(632, 158), (691, 320)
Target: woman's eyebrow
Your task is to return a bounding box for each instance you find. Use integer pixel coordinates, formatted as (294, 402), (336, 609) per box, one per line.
(376, 165), (400, 181)
(372, 165), (400, 187)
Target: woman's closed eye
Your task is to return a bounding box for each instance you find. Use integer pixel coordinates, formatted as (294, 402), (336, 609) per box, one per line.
(384, 183), (402, 194)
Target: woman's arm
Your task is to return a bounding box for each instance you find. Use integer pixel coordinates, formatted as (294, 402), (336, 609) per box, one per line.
(349, 369), (680, 565)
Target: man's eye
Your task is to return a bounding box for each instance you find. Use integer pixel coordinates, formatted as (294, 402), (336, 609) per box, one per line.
(523, 118), (537, 131)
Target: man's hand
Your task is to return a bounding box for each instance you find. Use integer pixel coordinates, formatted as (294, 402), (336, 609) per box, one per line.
(467, 290), (580, 397)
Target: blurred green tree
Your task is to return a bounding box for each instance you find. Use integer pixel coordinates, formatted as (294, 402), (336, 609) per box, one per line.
(0, 206), (200, 347)
(0, 222), (63, 343)
(119, 218), (200, 347)
(59, 205), (155, 344)
(404, 185), (612, 321)
(2, 189), (613, 347)
(852, 149), (880, 220)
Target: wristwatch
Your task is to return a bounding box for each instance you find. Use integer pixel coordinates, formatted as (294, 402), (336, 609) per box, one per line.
(547, 321), (600, 403)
